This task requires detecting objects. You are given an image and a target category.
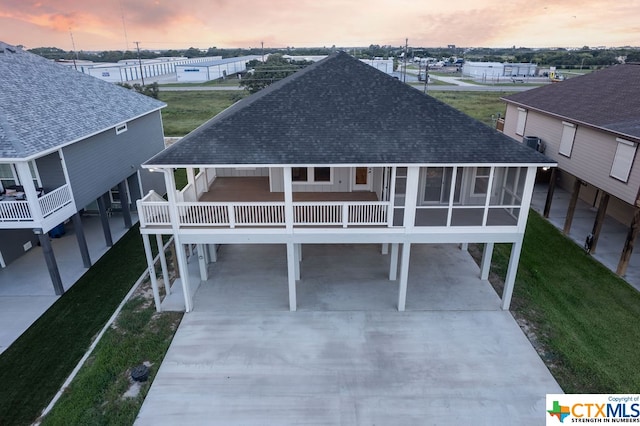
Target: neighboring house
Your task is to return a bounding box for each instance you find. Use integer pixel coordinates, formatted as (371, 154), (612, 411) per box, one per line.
(501, 63), (640, 276)
(139, 52), (553, 313)
(0, 42), (166, 294)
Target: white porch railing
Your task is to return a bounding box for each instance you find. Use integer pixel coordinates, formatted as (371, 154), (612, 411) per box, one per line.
(138, 199), (390, 228)
(0, 184), (72, 222)
(39, 184), (73, 218)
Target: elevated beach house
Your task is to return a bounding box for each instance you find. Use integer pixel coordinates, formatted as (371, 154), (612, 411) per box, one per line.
(0, 42), (166, 294)
(139, 52), (554, 312)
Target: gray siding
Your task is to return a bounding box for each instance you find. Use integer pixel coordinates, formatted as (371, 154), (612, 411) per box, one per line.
(503, 105), (640, 205)
(0, 229), (38, 267)
(63, 111), (165, 209)
(139, 169), (166, 198)
(35, 151), (66, 190)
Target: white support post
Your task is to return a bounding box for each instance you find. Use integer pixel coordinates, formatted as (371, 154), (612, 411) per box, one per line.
(286, 242), (297, 311)
(381, 243), (389, 255)
(501, 240), (523, 310)
(480, 242), (494, 280)
(294, 243), (301, 281)
(517, 167), (538, 233)
(388, 167), (397, 227)
(403, 167), (420, 229)
(283, 167), (294, 231)
(297, 243), (302, 262)
(156, 234), (171, 295)
(174, 237), (193, 312)
(14, 162), (43, 222)
(460, 243), (469, 251)
(397, 243), (412, 312)
(389, 243), (399, 280)
(208, 244), (217, 263)
(142, 234), (162, 312)
(197, 244), (208, 281)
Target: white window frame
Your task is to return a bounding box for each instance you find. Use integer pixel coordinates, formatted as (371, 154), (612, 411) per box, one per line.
(610, 138), (637, 183)
(515, 107), (527, 136)
(558, 121), (577, 157)
(291, 167), (333, 185)
(472, 167), (491, 196)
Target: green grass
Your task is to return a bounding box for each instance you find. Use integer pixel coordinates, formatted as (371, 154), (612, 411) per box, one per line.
(40, 296), (182, 425)
(158, 91), (247, 136)
(484, 212), (640, 393)
(0, 225), (158, 426)
(161, 78), (243, 87)
(428, 91), (514, 127)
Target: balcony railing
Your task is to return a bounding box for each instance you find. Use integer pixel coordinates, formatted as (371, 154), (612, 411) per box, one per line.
(0, 184), (72, 223)
(138, 196), (390, 229)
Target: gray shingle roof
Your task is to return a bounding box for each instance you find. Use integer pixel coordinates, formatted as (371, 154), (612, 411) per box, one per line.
(503, 63), (640, 140)
(0, 42), (165, 160)
(146, 52), (552, 167)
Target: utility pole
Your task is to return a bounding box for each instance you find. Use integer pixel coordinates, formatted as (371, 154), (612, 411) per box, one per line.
(423, 62), (429, 94)
(403, 38), (408, 83)
(135, 41), (145, 86)
(261, 41), (264, 62)
(69, 28), (78, 71)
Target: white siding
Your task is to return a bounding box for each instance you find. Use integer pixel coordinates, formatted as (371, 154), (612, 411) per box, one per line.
(270, 167), (354, 192)
(215, 168), (269, 177)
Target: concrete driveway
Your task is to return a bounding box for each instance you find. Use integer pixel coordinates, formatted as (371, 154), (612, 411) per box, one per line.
(135, 244), (562, 425)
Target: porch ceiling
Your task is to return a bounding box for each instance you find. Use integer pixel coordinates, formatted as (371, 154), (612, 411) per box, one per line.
(199, 177), (378, 202)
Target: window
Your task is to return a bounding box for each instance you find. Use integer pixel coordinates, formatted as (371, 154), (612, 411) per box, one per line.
(559, 122), (576, 157)
(291, 167), (331, 183)
(473, 167), (491, 195)
(0, 164), (16, 190)
(610, 138), (637, 183)
(515, 108), (527, 136)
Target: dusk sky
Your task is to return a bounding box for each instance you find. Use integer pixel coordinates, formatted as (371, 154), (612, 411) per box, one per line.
(1, 0), (638, 51)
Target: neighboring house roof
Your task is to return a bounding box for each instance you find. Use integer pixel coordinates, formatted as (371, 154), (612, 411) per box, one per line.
(502, 63), (640, 140)
(0, 42), (166, 160)
(146, 52), (551, 167)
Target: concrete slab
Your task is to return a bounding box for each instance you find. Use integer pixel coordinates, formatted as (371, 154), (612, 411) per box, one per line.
(136, 311), (562, 425)
(0, 212), (136, 353)
(531, 183), (640, 292)
(138, 243), (561, 425)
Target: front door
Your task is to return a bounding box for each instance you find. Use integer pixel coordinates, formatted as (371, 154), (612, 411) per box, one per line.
(352, 167), (372, 191)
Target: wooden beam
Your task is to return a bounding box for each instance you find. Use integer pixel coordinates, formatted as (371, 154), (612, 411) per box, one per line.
(543, 168), (557, 218)
(563, 178), (582, 235)
(589, 193), (609, 254)
(617, 208), (640, 276)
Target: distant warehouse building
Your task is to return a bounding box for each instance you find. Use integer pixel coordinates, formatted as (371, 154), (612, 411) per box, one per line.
(462, 62), (537, 80)
(176, 56), (262, 83)
(283, 55), (396, 75)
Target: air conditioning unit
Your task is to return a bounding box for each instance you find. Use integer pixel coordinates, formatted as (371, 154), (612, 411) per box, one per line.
(523, 136), (545, 153)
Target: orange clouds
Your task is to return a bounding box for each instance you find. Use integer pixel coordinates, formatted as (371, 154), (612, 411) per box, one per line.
(0, 0), (637, 50)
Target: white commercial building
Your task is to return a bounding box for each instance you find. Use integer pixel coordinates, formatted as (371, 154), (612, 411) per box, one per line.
(176, 56), (262, 83)
(462, 62), (537, 81)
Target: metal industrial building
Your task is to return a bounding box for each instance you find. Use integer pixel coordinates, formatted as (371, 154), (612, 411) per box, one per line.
(175, 56), (262, 83)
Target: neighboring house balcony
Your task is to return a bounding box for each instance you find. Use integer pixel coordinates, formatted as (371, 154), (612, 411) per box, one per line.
(138, 165), (537, 243)
(0, 184), (74, 230)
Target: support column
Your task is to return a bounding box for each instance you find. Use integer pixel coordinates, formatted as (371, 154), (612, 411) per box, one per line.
(71, 212), (91, 268)
(286, 242), (297, 311)
(589, 193), (609, 254)
(208, 244), (218, 263)
(563, 178), (582, 235)
(118, 180), (132, 229)
(294, 243), (301, 281)
(460, 243), (468, 251)
(37, 232), (64, 295)
(283, 167), (294, 231)
(543, 168), (557, 218)
(381, 243), (389, 255)
(397, 243), (412, 312)
(156, 234), (171, 295)
(501, 240), (523, 310)
(174, 237), (193, 312)
(617, 208), (640, 276)
(197, 244), (208, 281)
(96, 194), (113, 247)
(389, 243), (399, 280)
(142, 234), (162, 312)
(297, 243), (302, 262)
(481, 242), (494, 280)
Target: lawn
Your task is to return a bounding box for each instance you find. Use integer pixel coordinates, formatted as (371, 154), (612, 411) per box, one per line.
(428, 90), (514, 127)
(0, 225), (182, 426)
(478, 213), (640, 393)
(158, 90), (247, 136)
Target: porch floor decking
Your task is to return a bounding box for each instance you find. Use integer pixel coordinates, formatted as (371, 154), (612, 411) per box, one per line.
(199, 177), (378, 202)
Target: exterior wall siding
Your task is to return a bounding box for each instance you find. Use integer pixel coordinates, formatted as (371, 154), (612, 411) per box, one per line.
(0, 229), (39, 267)
(215, 168), (269, 177)
(34, 151), (66, 190)
(503, 105), (640, 205)
(270, 167), (353, 192)
(63, 111), (165, 209)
